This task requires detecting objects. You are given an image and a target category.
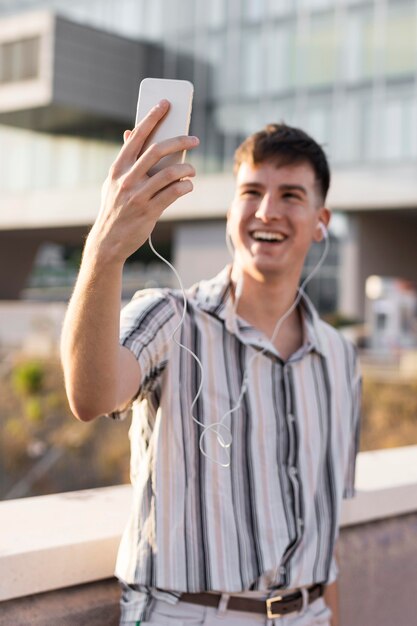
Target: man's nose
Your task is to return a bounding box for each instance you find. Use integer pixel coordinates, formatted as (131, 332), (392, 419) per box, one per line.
(254, 194), (281, 221)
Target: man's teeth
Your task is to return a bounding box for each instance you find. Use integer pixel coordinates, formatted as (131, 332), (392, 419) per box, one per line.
(252, 231), (286, 242)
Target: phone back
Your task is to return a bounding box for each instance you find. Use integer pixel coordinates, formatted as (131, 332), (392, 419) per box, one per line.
(136, 78), (194, 175)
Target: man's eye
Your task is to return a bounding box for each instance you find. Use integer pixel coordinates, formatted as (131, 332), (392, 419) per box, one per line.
(242, 189), (260, 197)
(283, 192), (301, 201)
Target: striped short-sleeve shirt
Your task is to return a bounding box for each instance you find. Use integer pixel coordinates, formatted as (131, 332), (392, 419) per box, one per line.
(113, 266), (361, 610)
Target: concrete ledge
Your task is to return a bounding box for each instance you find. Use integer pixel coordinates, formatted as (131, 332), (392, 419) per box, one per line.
(341, 445), (417, 526)
(1, 447), (417, 604)
(0, 485), (131, 602)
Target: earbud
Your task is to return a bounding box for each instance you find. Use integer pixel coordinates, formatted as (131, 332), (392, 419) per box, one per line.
(318, 222), (328, 239)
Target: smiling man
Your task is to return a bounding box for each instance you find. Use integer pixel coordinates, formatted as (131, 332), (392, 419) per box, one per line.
(61, 111), (361, 626)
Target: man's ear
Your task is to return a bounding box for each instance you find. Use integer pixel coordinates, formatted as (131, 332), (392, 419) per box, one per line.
(313, 207), (331, 242)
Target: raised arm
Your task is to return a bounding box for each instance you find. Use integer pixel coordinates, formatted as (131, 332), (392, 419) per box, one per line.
(61, 100), (198, 421)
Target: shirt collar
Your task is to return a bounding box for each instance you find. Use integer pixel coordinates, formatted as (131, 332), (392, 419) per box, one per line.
(188, 266), (328, 358)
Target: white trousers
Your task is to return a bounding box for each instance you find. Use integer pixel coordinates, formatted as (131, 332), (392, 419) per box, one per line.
(139, 596), (332, 626)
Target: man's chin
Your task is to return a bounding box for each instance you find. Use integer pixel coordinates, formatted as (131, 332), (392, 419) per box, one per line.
(245, 261), (288, 283)
(235, 252), (296, 282)
(253, 256), (286, 274)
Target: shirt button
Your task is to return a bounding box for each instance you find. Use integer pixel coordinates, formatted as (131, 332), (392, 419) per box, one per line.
(279, 566), (286, 575)
(288, 413), (295, 422)
(289, 466), (298, 476)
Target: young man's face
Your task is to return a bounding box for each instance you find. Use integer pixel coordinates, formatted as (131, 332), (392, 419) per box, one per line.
(227, 160), (330, 284)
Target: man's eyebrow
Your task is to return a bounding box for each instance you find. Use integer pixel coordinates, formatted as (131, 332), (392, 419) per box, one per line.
(279, 184), (307, 195)
(238, 181), (264, 189)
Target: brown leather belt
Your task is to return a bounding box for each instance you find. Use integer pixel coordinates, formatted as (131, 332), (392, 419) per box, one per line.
(182, 583), (324, 619)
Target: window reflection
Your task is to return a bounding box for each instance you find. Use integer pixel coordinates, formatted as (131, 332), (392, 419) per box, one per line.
(0, 37), (40, 83)
(343, 7), (376, 82)
(241, 29), (263, 97)
(265, 22), (296, 93)
(384, 0), (416, 77)
(303, 13), (337, 87)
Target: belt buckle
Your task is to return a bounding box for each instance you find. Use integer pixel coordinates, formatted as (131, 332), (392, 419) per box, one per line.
(266, 595), (284, 619)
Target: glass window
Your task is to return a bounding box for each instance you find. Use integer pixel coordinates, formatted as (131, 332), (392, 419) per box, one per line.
(113, 0), (145, 39)
(241, 29), (263, 97)
(302, 13), (338, 87)
(0, 37), (40, 84)
(0, 126), (14, 190)
(216, 102), (263, 136)
(332, 95), (363, 163)
(265, 23), (296, 93)
(354, 88), (417, 164)
(299, 0), (333, 9)
(343, 8), (376, 82)
(361, 95), (380, 162)
(262, 98), (293, 126)
(0, 124), (119, 193)
(409, 99), (417, 159)
(173, 33), (195, 56)
(380, 92), (417, 162)
(239, 102), (264, 135)
(161, 0), (195, 34)
(207, 32), (226, 97)
(384, 1), (416, 77)
(206, 0), (226, 29)
(31, 134), (55, 190)
(267, 0), (292, 18)
(304, 97), (332, 147)
(243, 0), (267, 22)
(141, 0), (164, 37)
(382, 99), (404, 160)
(1, 126), (32, 191)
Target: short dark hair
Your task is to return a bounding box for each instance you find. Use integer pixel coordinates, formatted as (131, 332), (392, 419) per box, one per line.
(233, 123), (331, 203)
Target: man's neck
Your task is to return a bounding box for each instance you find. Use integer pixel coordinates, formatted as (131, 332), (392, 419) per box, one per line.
(231, 269), (304, 360)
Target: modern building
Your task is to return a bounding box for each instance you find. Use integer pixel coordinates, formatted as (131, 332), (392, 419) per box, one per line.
(1, 0), (417, 321)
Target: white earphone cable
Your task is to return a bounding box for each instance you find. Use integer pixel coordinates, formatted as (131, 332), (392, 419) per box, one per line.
(148, 225), (330, 468)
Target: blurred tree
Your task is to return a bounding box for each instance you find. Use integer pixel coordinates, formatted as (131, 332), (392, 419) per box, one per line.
(12, 361), (45, 396)
(1, 356), (131, 499)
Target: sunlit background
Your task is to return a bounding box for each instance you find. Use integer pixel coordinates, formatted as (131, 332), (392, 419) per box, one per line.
(0, 0), (417, 500)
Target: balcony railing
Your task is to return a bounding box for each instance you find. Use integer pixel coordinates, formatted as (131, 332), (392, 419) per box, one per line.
(1, 446), (417, 626)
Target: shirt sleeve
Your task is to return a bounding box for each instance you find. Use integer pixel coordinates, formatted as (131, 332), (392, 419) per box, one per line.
(343, 348), (362, 499)
(109, 288), (180, 420)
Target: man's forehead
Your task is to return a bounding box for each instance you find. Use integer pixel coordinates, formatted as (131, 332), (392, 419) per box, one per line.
(236, 160), (316, 188)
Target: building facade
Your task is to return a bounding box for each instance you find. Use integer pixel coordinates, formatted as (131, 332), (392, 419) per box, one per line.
(1, 0), (417, 320)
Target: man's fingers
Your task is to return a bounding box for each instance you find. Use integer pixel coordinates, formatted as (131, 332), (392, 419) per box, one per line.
(123, 130), (132, 143)
(133, 135), (199, 177)
(114, 100), (170, 172)
(150, 178), (194, 215)
(140, 162), (196, 198)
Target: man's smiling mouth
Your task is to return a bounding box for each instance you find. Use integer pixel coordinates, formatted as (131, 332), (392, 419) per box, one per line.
(251, 230), (287, 243)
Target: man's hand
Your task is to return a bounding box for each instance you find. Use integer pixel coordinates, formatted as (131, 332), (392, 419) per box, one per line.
(61, 100), (199, 421)
(324, 580), (340, 626)
(88, 99), (199, 264)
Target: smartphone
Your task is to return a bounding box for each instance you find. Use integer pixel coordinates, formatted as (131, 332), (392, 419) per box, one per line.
(135, 77), (194, 176)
